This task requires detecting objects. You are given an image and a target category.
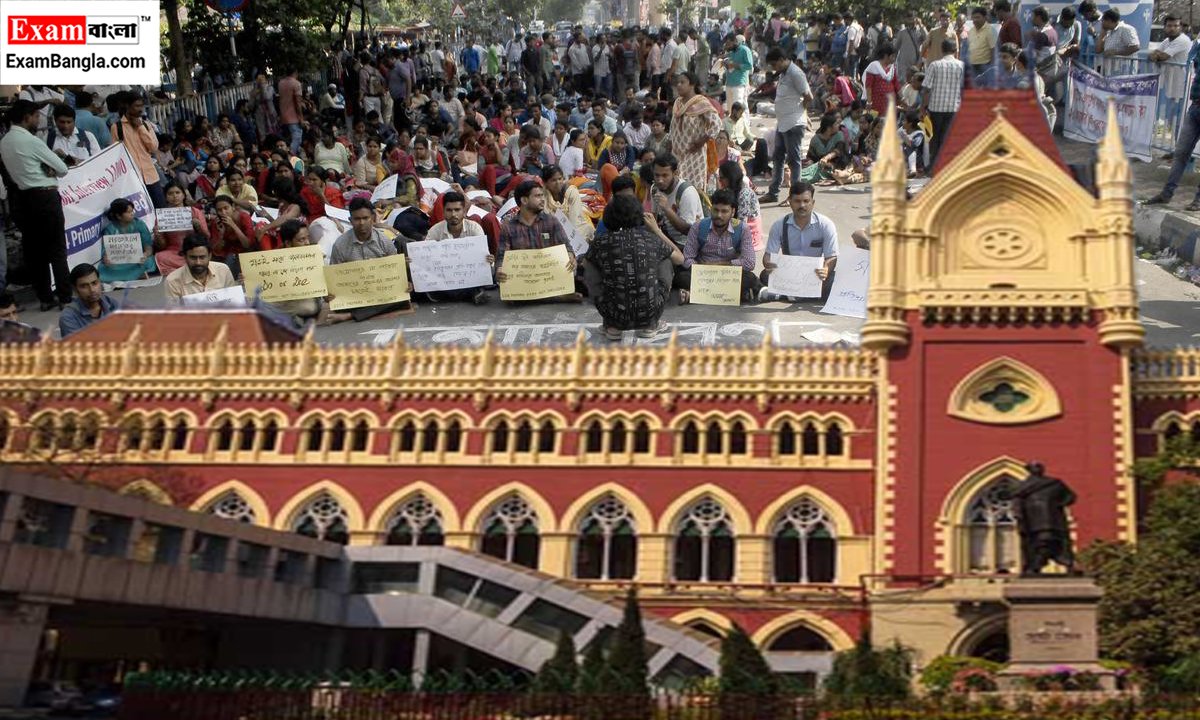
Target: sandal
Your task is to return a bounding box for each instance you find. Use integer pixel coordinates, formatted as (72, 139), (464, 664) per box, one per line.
(636, 320), (670, 338)
(679, 290), (691, 305)
(1187, 200), (1200, 212)
(603, 326), (623, 342)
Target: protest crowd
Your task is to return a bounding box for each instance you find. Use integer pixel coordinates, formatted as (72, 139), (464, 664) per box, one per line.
(0, 2), (1185, 340)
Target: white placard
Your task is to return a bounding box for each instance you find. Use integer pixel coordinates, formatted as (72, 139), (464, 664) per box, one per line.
(407, 236), (493, 292)
(259, 206), (280, 220)
(326, 204), (351, 222)
(155, 207), (193, 233)
(180, 285), (247, 307)
(103, 233), (144, 265)
(497, 197), (518, 220)
(467, 204), (488, 219)
(466, 189), (492, 201)
(371, 174), (400, 203)
(62, 144), (155, 272)
(820, 243), (870, 319)
(768, 255), (823, 298)
(420, 177), (453, 195)
(554, 210), (589, 256)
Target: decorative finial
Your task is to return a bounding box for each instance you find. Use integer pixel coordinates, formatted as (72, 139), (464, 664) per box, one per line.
(992, 102), (1008, 118)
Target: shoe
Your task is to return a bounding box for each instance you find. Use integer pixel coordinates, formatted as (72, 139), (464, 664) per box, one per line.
(1143, 193), (1171, 206)
(758, 193), (779, 203)
(635, 320), (670, 338)
(758, 287), (776, 303)
(604, 326), (624, 342)
(472, 289), (490, 305)
(1186, 200), (1200, 212)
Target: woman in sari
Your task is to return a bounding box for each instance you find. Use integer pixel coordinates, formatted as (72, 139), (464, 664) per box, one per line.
(597, 131), (636, 201)
(543, 166), (595, 243)
(584, 120), (611, 170)
(668, 72), (721, 191)
(153, 181), (208, 276)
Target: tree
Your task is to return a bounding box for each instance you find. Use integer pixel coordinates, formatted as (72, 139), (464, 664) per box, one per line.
(718, 623), (784, 720)
(577, 633), (608, 695)
(606, 587), (650, 695)
(822, 633), (912, 701)
(533, 631), (579, 694)
(163, 0), (194, 94)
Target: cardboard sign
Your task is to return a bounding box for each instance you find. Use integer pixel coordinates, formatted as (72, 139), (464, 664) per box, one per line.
(371, 174), (400, 203)
(327, 255), (412, 310)
(767, 255), (823, 298)
(496, 197), (518, 220)
(499, 245), (574, 301)
(180, 285), (247, 307)
(689, 265), (743, 306)
(554, 210), (589, 256)
(407, 236), (493, 292)
(820, 243), (870, 319)
(240, 246), (328, 302)
(155, 207), (194, 233)
(102, 233), (144, 265)
(325, 204), (352, 222)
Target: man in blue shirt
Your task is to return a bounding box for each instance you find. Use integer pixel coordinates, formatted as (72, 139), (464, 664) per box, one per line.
(59, 263), (120, 338)
(723, 34), (755, 113)
(72, 91), (111, 147)
(568, 96), (592, 131)
(461, 39), (482, 75)
(760, 181), (839, 302)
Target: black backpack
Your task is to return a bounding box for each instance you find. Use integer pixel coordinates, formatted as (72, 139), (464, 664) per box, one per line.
(46, 127), (95, 156)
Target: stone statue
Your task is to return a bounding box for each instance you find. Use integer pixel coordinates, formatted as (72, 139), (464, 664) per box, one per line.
(1012, 462), (1077, 575)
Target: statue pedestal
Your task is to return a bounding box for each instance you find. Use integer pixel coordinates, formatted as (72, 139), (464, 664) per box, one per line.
(997, 577), (1115, 691)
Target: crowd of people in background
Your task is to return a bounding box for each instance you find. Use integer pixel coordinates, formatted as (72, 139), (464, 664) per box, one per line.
(0, 2), (1175, 342)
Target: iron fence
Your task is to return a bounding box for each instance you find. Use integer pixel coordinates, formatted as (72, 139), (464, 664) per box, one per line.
(146, 82), (256, 131)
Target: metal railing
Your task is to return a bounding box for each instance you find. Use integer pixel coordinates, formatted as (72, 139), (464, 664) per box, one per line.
(146, 82), (255, 131)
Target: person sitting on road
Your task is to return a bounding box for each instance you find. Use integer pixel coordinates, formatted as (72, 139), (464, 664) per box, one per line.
(164, 234), (238, 305)
(760, 181), (839, 302)
(329, 197), (413, 322)
(677, 189), (761, 305)
(421, 191), (495, 305)
(59, 263), (120, 338)
(496, 180), (581, 304)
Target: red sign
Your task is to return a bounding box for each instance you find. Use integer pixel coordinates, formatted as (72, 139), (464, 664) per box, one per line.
(8, 15), (88, 44)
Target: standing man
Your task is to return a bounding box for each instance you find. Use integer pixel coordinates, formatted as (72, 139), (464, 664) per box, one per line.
(966, 7), (997, 76)
(923, 8), (959, 63)
(829, 14), (848, 71)
(72, 92), (113, 147)
(522, 36), (544, 96)
(0, 100), (71, 310)
(48, 105), (101, 167)
(894, 11), (928, 83)
(691, 28), (711, 93)
(723, 33), (754, 113)
(923, 38), (965, 169)
(660, 29), (679, 101)
(278, 69), (304, 157)
(761, 47), (813, 205)
(16, 84), (64, 138)
(760, 181), (838, 302)
(568, 30), (592, 93)
(1150, 15), (1191, 123)
(844, 13), (864, 76)
(594, 34), (613, 99)
(1143, 41), (1200, 209)
(164, 235), (238, 304)
(496, 181), (580, 303)
(58, 264), (120, 338)
(112, 92), (164, 208)
(1097, 8), (1141, 76)
(1077, 1), (1102, 69)
(995, 0), (1023, 47)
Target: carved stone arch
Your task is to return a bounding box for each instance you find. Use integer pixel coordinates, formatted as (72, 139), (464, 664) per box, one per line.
(939, 456), (1027, 526)
(655, 483), (753, 536)
(367, 481), (462, 533)
(559, 482), (654, 534)
(947, 357), (1062, 425)
(1150, 410), (1188, 433)
(754, 486), (855, 535)
(462, 482), (557, 532)
(948, 613), (1011, 661)
(118, 479), (174, 505)
(190, 481), (272, 526)
(751, 610), (855, 652)
(272, 480), (366, 533)
(669, 609), (734, 633)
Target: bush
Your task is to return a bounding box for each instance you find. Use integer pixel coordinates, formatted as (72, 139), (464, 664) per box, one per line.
(1018, 666), (1102, 692)
(824, 634), (914, 701)
(1157, 654), (1200, 693)
(920, 656), (1004, 695)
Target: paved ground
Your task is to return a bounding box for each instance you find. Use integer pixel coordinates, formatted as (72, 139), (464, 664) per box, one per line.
(7, 128), (1200, 349)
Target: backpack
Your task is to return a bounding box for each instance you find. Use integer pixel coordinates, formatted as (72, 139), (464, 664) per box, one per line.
(696, 217), (744, 253)
(621, 43), (638, 75)
(46, 127), (95, 156)
(674, 180), (711, 219)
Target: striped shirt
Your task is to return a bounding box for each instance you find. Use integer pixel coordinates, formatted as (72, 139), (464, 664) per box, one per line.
(497, 211), (574, 268)
(925, 55), (965, 113)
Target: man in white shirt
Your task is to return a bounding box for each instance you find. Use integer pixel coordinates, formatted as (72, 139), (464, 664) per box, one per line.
(420, 191), (494, 304)
(761, 47), (813, 204)
(568, 30), (592, 93)
(1097, 8), (1140, 76)
(16, 85), (65, 138)
(593, 35), (613, 99)
(651, 155), (703, 250)
(48, 104), (100, 167)
(1150, 16), (1192, 121)
(660, 30), (679, 100)
(844, 13), (864, 75)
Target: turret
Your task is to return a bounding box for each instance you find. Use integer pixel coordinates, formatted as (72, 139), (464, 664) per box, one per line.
(860, 96), (911, 352)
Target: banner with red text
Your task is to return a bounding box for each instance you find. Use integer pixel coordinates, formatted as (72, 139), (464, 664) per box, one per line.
(1065, 61), (1158, 162)
(59, 143), (155, 269)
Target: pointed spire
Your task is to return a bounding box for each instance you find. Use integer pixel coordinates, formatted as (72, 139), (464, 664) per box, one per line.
(872, 96), (905, 197)
(1096, 100), (1131, 195)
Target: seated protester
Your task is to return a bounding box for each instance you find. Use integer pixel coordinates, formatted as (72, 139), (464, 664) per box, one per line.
(584, 120), (612, 170)
(261, 158), (303, 205)
(676, 189), (760, 304)
(569, 96), (593, 131)
(796, 113), (850, 184)
(495, 180), (582, 304)
(549, 119), (572, 161)
(59, 263), (120, 338)
(759, 180), (838, 302)
(249, 155), (271, 194)
(215, 166), (260, 213)
(352, 136), (390, 191)
(329, 197), (413, 321)
(841, 100), (867, 147)
(421, 191), (494, 305)
(899, 71), (925, 112)
(717, 160), (763, 251)
(153, 181), (209, 276)
(709, 130), (746, 191)
(586, 194), (684, 341)
(723, 102), (755, 152)
(900, 110), (930, 177)
(97, 198), (156, 283)
(595, 174), (639, 236)
(312, 127), (353, 177)
(598, 131), (637, 201)
(543, 165), (595, 243)
(254, 178), (306, 251)
(558, 129), (587, 178)
(195, 156), (225, 201)
(0, 292), (41, 342)
(301, 168), (346, 223)
(165, 234), (238, 304)
(206, 195), (257, 278)
(48, 104), (100, 167)
(512, 125), (553, 176)
(269, 136), (305, 174)
(622, 110), (652, 154)
(271, 220), (351, 326)
(521, 97), (552, 139)
(413, 134), (451, 180)
(650, 154), (705, 251)
(642, 115), (671, 159)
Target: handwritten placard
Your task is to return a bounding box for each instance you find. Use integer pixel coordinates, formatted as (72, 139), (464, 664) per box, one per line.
(180, 285), (247, 307)
(371, 174), (399, 203)
(499, 245), (574, 301)
(420, 177), (452, 195)
(689, 265), (743, 306)
(155, 207), (193, 232)
(326, 204), (351, 222)
(326, 255), (411, 310)
(820, 243), (869, 319)
(497, 197), (518, 220)
(554, 210), (589, 256)
(240, 246), (328, 302)
(407, 236), (493, 292)
(768, 255), (823, 298)
(103, 233), (144, 265)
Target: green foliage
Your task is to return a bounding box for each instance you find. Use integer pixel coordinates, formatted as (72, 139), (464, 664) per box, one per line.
(577, 633), (608, 695)
(606, 587), (650, 697)
(1158, 654), (1200, 694)
(533, 631), (578, 694)
(920, 656), (1004, 696)
(823, 634), (914, 701)
(718, 623), (779, 695)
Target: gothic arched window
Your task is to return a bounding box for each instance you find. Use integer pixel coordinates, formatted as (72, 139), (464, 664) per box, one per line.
(291, 492), (350, 544)
(385, 494), (444, 546)
(480, 495), (540, 569)
(772, 499), (836, 583)
(576, 495), (637, 581)
(964, 477), (1019, 574)
(673, 498), (735, 583)
(206, 491), (257, 524)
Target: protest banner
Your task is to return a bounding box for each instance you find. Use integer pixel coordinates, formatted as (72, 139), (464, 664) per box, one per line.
(820, 244), (870, 319)
(155, 207), (194, 233)
(1064, 61), (1158, 162)
(102, 234), (144, 265)
(554, 210), (589, 256)
(689, 265), (743, 306)
(371, 174), (400, 203)
(499, 245), (574, 301)
(60, 144), (154, 270)
(407, 236), (493, 292)
(180, 285), (247, 307)
(767, 255), (823, 298)
(241, 246), (328, 302)
(327, 255), (412, 310)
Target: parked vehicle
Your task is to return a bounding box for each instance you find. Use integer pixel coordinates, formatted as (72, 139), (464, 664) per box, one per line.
(26, 681), (93, 715)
